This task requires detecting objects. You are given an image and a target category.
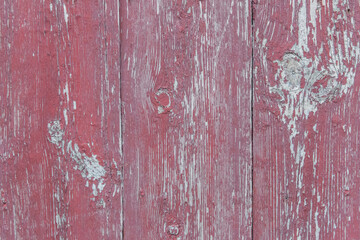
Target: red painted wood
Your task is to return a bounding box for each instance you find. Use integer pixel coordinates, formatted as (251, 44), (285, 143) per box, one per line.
(253, 0), (360, 239)
(5, 0), (360, 239)
(1, 1), (122, 239)
(121, 0), (252, 239)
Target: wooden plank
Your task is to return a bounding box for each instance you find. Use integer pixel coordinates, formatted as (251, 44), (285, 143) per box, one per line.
(0, 0), (122, 239)
(121, 0), (252, 239)
(253, 0), (360, 239)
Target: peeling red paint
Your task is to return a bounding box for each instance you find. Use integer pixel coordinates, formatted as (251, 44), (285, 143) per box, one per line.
(121, 0), (252, 239)
(2, 0), (360, 239)
(253, 0), (360, 239)
(1, 0), (122, 239)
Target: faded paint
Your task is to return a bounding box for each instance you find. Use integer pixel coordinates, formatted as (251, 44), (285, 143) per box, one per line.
(254, 0), (360, 239)
(121, 0), (252, 239)
(1, 0), (122, 239)
(2, 0), (360, 239)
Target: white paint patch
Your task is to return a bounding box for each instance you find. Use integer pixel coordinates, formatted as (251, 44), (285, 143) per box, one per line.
(298, 0), (309, 54)
(174, 77), (178, 92)
(56, 213), (66, 229)
(92, 183), (98, 196)
(265, 0), (360, 160)
(67, 141), (106, 181)
(63, 82), (69, 102)
(315, 209), (320, 240)
(313, 123), (317, 133)
(63, 4), (69, 25)
(270, 38), (359, 157)
(63, 109), (68, 125)
(48, 120), (106, 195)
(48, 120), (64, 148)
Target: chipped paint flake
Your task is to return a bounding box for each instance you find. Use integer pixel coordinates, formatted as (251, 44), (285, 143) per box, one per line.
(63, 4), (69, 25)
(48, 120), (106, 195)
(67, 141), (106, 181)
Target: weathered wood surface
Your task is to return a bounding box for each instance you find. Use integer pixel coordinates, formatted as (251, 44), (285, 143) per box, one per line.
(120, 0), (252, 239)
(1, 0), (122, 239)
(253, 0), (360, 239)
(3, 0), (360, 239)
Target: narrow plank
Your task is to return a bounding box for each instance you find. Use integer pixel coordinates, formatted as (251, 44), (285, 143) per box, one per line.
(1, 1), (61, 238)
(253, 0), (360, 239)
(1, 0), (122, 239)
(121, 0), (252, 239)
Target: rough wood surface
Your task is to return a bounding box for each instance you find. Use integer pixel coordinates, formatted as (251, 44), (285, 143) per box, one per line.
(253, 0), (360, 239)
(3, 0), (360, 239)
(1, 1), (122, 239)
(120, 0), (252, 239)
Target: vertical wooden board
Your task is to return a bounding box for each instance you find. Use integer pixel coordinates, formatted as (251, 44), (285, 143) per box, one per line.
(1, 0), (122, 239)
(253, 0), (360, 239)
(54, 0), (123, 239)
(1, 1), (60, 238)
(121, 0), (252, 239)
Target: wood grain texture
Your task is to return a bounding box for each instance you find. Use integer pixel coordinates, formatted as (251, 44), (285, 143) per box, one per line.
(0, 0), (122, 239)
(120, 0), (252, 239)
(5, 0), (360, 239)
(253, 0), (360, 239)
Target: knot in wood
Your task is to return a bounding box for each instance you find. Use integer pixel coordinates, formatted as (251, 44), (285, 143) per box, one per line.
(155, 88), (172, 114)
(167, 224), (180, 236)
